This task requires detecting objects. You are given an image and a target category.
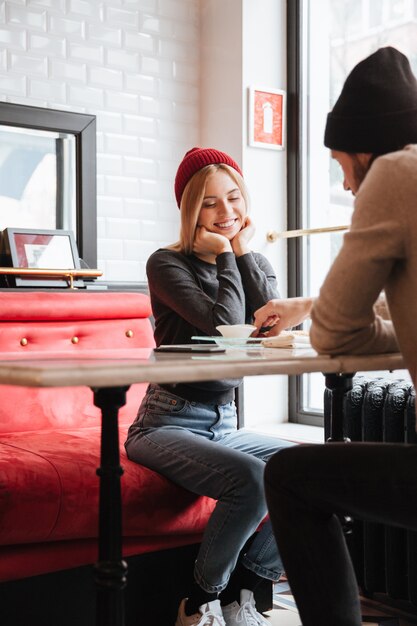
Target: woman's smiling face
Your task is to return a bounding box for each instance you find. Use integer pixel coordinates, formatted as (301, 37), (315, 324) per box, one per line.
(197, 169), (246, 239)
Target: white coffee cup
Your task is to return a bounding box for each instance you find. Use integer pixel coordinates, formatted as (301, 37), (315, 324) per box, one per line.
(215, 324), (257, 338)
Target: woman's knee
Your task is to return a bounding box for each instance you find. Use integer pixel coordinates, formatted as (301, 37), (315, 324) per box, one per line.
(235, 456), (267, 499)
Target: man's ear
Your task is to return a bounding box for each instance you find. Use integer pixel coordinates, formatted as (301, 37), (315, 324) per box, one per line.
(357, 152), (373, 167)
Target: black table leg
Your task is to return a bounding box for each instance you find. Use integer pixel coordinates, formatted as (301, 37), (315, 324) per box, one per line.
(324, 372), (354, 442)
(92, 386), (130, 626)
(324, 373), (355, 535)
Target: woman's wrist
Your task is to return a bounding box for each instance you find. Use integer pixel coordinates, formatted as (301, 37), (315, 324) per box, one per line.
(216, 243), (233, 256)
(232, 242), (250, 257)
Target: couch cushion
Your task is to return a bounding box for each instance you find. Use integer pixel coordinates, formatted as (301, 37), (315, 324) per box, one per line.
(0, 425), (216, 546)
(0, 380), (149, 433)
(0, 441), (61, 544)
(0, 318), (154, 355)
(0, 291), (155, 433)
(0, 291), (152, 322)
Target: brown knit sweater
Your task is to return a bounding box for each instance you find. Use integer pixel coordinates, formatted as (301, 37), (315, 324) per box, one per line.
(310, 144), (417, 387)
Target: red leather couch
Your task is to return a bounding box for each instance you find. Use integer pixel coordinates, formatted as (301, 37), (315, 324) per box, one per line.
(0, 291), (217, 617)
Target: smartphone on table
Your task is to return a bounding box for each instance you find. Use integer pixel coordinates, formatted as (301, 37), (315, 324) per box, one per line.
(154, 344), (226, 354)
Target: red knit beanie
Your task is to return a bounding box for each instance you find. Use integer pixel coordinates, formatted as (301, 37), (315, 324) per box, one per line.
(174, 147), (243, 207)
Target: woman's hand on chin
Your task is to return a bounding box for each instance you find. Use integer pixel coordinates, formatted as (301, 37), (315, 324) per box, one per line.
(231, 216), (255, 257)
(193, 226), (232, 258)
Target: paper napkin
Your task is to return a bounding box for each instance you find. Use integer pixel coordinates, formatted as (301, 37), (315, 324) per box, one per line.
(261, 330), (311, 348)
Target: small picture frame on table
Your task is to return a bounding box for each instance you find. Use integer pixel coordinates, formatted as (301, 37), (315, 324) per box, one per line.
(248, 86), (286, 150)
(0, 228), (84, 288)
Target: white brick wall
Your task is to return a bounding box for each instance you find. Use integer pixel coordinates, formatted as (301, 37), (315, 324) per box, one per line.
(0, 0), (200, 281)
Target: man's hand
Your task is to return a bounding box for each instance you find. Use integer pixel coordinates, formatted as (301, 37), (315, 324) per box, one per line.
(193, 226), (232, 257)
(253, 297), (315, 336)
(231, 216), (255, 257)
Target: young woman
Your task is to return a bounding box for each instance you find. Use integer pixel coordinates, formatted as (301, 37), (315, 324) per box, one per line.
(125, 147), (293, 626)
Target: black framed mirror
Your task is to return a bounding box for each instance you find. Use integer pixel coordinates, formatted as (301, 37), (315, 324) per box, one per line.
(0, 102), (97, 268)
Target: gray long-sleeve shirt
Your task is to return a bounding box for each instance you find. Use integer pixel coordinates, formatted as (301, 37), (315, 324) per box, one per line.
(147, 248), (279, 403)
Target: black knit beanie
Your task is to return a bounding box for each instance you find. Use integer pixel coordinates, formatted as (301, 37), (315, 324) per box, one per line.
(324, 46), (417, 153)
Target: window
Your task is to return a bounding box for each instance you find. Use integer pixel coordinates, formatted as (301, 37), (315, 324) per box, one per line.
(0, 103), (97, 269)
(288, 0), (417, 425)
(0, 125), (76, 233)
(389, 0), (405, 22)
(369, 0), (383, 28)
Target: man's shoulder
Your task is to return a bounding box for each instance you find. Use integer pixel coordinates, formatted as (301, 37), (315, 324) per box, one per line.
(367, 145), (417, 190)
(377, 144), (417, 169)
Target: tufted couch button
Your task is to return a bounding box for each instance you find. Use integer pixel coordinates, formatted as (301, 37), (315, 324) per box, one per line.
(71, 336), (79, 344)
(20, 338), (28, 347)
(125, 330), (134, 338)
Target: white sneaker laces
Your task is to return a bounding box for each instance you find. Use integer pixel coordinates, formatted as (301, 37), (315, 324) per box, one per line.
(235, 600), (269, 625)
(198, 610), (225, 626)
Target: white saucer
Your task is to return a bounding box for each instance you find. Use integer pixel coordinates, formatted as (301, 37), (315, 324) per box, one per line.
(191, 335), (263, 347)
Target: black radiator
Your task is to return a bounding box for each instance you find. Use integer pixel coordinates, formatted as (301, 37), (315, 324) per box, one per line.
(324, 376), (417, 606)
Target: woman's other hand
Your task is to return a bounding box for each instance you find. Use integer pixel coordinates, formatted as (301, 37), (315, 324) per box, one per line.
(253, 297), (315, 336)
(231, 216), (255, 257)
(193, 226), (232, 258)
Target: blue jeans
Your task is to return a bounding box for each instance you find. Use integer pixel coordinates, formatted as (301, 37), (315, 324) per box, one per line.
(125, 383), (294, 593)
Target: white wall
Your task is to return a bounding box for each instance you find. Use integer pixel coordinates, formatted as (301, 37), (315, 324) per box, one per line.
(200, 0), (288, 425)
(199, 0), (243, 162)
(243, 0), (288, 426)
(0, 0), (201, 281)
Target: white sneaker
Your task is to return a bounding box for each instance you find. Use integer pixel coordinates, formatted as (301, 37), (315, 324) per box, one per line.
(175, 598), (226, 626)
(222, 589), (270, 626)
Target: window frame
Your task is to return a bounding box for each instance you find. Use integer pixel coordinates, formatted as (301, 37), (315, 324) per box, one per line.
(287, 0), (324, 426)
(0, 102), (97, 269)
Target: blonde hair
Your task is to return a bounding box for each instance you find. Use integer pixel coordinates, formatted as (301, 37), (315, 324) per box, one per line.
(169, 164), (250, 255)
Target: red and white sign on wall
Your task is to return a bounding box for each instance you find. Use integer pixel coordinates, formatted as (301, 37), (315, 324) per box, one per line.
(248, 87), (286, 150)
